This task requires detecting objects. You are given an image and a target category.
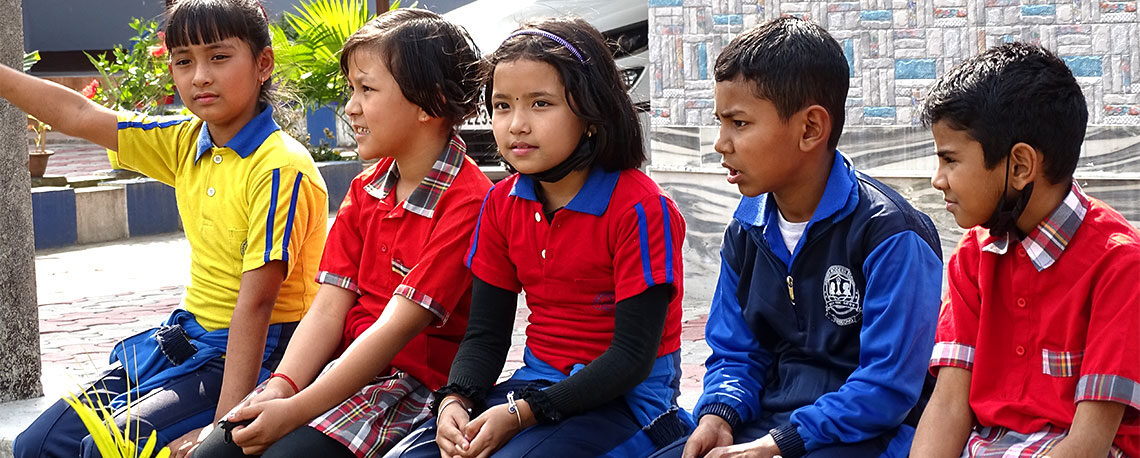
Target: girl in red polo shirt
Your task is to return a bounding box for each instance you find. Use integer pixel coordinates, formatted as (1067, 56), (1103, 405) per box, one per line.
(193, 9), (492, 458)
(388, 17), (693, 458)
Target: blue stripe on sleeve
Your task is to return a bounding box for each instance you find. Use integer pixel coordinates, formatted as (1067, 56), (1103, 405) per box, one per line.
(280, 172), (303, 263)
(659, 196), (674, 283)
(264, 169), (280, 263)
(635, 203), (655, 286)
(465, 185), (494, 268)
(117, 117), (193, 130)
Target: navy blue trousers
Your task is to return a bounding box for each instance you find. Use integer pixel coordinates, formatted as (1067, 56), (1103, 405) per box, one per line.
(385, 378), (644, 458)
(14, 325), (293, 458)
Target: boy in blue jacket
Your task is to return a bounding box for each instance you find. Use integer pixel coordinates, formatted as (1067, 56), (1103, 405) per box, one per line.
(655, 17), (944, 458)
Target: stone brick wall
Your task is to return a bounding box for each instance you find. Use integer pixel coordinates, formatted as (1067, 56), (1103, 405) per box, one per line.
(649, 0), (1140, 127)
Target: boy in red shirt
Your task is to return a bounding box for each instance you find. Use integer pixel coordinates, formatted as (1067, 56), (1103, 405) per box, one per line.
(912, 42), (1140, 457)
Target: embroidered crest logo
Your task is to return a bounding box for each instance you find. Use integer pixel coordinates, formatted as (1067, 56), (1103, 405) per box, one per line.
(823, 265), (861, 326)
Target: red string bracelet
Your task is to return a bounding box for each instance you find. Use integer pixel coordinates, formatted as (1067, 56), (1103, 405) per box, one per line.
(270, 372), (300, 395)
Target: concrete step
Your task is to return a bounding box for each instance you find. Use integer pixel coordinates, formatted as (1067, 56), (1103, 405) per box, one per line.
(0, 397), (56, 458)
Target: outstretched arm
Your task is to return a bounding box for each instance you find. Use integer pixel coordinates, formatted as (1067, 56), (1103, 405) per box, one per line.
(0, 64), (118, 149)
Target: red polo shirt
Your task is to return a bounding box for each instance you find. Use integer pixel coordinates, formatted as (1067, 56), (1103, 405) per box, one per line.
(465, 168), (685, 374)
(932, 185), (1140, 456)
(316, 136), (491, 390)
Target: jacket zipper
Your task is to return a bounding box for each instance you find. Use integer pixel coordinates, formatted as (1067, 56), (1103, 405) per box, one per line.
(786, 275), (795, 307)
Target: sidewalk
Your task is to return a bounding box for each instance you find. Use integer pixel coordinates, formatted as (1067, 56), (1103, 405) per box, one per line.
(0, 220), (713, 455)
(39, 139), (115, 178)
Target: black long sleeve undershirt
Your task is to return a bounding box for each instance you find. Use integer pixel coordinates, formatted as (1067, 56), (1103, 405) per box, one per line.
(439, 277), (671, 422)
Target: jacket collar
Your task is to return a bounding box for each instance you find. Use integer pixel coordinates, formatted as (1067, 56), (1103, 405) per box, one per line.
(734, 150), (859, 267)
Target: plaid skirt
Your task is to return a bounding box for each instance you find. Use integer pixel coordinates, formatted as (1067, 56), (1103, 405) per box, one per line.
(963, 424), (1128, 458)
(308, 364), (434, 458)
(231, 363), (433, 458)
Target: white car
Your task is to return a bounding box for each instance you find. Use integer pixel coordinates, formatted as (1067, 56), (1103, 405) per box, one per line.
(443, 0), (649, 179)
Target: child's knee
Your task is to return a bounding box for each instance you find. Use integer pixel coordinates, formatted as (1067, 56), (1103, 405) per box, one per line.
(10, 429), (46, 458)
(13, 403), (83, 458)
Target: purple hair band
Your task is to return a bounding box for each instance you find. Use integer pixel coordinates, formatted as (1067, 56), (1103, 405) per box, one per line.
(506, 29), (586, 65)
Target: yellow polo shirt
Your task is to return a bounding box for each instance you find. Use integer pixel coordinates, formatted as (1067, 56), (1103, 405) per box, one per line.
(114, 106), (328, 331)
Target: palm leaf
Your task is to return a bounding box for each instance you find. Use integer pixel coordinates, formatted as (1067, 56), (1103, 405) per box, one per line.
(272, 0), (375, 113)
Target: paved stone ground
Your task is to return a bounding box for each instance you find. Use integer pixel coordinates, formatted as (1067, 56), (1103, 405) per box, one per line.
(36, 134), (113, 178)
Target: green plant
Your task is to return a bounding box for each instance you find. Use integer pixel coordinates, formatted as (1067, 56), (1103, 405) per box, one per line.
(63, 392), (170, 458)
(309, 128), (343, 161)
(85, 18), (175, 113)
(271, 0), (371, 117)
(27, 116), (51, 154)
(23, 50), (40, 72)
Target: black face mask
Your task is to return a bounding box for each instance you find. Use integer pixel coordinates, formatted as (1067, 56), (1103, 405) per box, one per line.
(523, 133), (596, 183)
(981, 157), (1034, 239)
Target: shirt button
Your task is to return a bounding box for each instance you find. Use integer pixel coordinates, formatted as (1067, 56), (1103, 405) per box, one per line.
(1017, 298), (1026, 308)
(541, 249), (546, 259)
(1017, 246), (1027, 257)
(380, 244), (388, 253)
(1015, 345), (1025, 356)
(534, 212), (542, 222)
(206, 187), (215, 197)
(213, 155), (222, 164)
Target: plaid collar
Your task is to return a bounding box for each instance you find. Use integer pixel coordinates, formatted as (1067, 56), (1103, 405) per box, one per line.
(362, 134), (467, 218)
(982, 181), (1089, 271)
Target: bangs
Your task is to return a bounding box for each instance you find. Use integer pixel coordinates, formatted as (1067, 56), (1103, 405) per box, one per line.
(165, 0), (259, 50)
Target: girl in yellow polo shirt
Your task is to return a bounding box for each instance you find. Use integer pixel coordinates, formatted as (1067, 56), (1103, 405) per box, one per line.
(1, 1), (327, 456)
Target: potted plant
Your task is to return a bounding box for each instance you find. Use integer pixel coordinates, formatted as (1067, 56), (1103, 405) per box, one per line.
(28, 115), (53, 178)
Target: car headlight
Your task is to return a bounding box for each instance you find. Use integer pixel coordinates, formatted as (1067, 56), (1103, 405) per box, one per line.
(621, 66), (644, 92)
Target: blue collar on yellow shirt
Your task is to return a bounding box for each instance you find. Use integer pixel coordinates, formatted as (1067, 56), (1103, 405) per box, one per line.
(509, 167), (621, 216)
(194, 105), (281, 162)
(733, 150), (860, 268)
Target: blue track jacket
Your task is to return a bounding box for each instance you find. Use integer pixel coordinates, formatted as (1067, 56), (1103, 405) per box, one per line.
(695, 152), (943, 457)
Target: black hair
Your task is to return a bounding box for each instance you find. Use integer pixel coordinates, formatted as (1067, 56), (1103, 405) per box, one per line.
(714, 17), (849, 151)
(164, 0), (274, 105)
(339, 9), (481, 127)
(921, 42), (1086, 184)
(484, 17), (645, 171)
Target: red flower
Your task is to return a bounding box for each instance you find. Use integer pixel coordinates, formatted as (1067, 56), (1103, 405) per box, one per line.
(80, 79), (100, 99)
(150, 32), (168, 58)
(161, 95), (175, 105)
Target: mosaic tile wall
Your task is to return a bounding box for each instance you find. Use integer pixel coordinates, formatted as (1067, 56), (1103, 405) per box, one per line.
(648, 0), (1140, 128)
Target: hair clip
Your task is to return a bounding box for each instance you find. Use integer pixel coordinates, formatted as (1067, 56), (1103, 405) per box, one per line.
(507, 29), (586, 65)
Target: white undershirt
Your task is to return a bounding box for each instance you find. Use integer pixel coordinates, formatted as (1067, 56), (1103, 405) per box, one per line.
(776, 210), (809, 255)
